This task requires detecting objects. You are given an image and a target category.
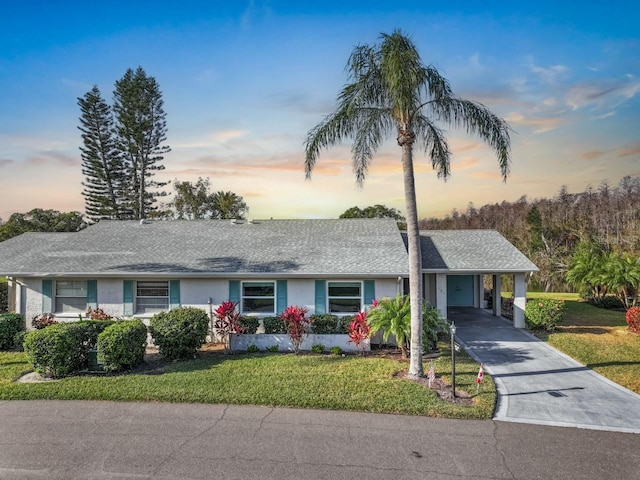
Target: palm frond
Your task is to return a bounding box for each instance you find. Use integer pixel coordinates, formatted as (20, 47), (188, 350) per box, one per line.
(414, 115), (452, 179)
(429, 97), (511, 180)
(304, 107), (354, 179)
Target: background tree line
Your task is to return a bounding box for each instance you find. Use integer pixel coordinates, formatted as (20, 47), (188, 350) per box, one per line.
(419, 176), (640, 293)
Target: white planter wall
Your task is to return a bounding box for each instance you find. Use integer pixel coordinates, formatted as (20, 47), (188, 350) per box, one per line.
(230, 333), (369, 353)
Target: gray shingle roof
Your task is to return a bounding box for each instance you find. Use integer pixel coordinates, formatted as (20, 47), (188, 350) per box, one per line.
(0, 219), (409, 277)
(416, 230), (538, 273)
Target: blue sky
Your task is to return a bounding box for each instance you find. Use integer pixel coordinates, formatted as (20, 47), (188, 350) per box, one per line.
(1, 1), (638, 221)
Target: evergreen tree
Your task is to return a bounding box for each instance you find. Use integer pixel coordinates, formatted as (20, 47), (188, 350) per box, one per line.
(78, 86), (123, 221)
(113, 67), (170, 219)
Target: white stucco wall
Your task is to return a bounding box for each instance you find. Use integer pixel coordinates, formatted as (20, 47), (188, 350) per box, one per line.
(20, 277), (42, 324)
(180, 278), (228, 313)
(17, 276), (401, 328)
(97, 279), (126, 318)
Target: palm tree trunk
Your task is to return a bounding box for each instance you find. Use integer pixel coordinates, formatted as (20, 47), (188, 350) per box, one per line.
(401, 142), (424, 378)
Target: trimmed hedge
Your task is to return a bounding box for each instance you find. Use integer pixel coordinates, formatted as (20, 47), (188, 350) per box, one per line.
(237, 316), (260, 334)
(23, 320), (114, 377)
(339, 315), (355, 334)
(97, 320), (147, 372)
(0, 313), (24, 350)
(24, 324), (73, 377)
(263, 316), (286, 334)
(525, 299), (565, 331)
(0, 282), (8, 313)
(149, 307), (209, 360)
(309, 314), (340, 334)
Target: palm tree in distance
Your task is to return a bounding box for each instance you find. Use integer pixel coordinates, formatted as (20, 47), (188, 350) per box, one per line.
(304, 30), (511, 378)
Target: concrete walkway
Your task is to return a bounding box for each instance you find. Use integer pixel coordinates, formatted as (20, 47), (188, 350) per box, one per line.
(450, 307), (640, 434)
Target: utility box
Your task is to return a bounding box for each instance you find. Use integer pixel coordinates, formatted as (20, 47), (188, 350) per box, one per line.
(87, 349), (103, 371)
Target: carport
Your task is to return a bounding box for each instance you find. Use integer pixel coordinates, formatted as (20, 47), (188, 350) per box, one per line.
(416, 230), (539, 328)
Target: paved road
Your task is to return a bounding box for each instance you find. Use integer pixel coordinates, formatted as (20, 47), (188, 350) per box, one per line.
(0, 400), (638, 480)
(451, 307), (640, 433)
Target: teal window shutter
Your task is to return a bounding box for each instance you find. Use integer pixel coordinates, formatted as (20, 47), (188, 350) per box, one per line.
(169, 280), (181, 309)
(87, 280), (98, 309)
(229, 280), (240, 304)
(42, 280), (52, 313)
(123, 280), (134, 316)
(314, 280), (326, 315)
(276, 280), (287, 314)
(364, 280), (375, 305)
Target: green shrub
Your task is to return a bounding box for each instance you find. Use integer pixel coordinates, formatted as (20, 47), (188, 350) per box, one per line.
(13, 330), (28, 351)
(525, 299), (565, 331)
(246, 344), (260, 353)
(0, 313), (24, 350)
(0, 282), (8, 313)
(23, 320), (115, 377)
(60, 320), (115, 372)
(339, 315), (355, 333)
(330, 346), (343, 355)
(311, 344), (325, 353)
(590, 295), (624, 310)
(23, 324), (76, 378)
(263, 316), (286, 334)
(149, 307), (209, 360)
(237, 316), (260, 334)
(97, 320), (147, 372)
(266, 345), (279, 352)
(422, 302), (448, 353)
(310, 314), (340, 334)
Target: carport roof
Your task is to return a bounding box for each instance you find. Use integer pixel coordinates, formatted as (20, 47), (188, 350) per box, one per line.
(415, 230), (538, 273)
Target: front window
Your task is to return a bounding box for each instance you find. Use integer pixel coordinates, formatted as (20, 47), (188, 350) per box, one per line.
(55, 280), (87, 313)
(328, 282), (362, 313)
(136, 281), (169, 313)
(242, 281), (275, 314)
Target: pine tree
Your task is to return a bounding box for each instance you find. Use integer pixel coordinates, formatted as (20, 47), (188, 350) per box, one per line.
(113, 67), (170, 220)
(78, 86), (123, 221)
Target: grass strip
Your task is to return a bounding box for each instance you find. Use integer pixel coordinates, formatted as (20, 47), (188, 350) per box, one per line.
(526, 292), (640, 394)
(0, 342), (495, 419)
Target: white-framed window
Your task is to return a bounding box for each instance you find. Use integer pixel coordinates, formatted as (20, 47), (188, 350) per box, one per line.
(136, 280), (169, 314)
(55, 280), (88, 313)
(328, 281), (362, 313)
(241, 281), (275, 314)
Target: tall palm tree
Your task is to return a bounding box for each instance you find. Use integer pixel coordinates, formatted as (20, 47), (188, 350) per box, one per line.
(305, 30), (511, 377)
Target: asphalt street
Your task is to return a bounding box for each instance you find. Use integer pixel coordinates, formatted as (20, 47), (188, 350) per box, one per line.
(0, 400), (638, 480)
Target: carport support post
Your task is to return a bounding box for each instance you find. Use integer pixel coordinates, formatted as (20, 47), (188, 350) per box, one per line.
(513, 273), (526, 328)
(492, 275), (501, 317)
(436, 273), (447, 319)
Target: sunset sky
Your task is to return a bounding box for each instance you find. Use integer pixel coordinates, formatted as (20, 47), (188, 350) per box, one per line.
(1, 1), (638, 222)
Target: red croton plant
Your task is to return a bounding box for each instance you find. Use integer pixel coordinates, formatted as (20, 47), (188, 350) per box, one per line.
(280, 305), (311, 354)
(347, 310), (371, 355)
(213, 301), (243, 352)
(626, 306), (640, 334)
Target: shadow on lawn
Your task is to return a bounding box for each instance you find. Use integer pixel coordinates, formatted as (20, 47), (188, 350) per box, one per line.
(587, 360), (640, 369)
(141, 350), (359, 376)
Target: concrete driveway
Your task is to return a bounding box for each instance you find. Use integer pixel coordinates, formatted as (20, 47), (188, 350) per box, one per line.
(450, 307), (640, 433)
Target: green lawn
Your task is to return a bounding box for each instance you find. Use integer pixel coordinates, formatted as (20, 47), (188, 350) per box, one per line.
(526, 292), (640, 394)
(0, 342), (495, 419)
